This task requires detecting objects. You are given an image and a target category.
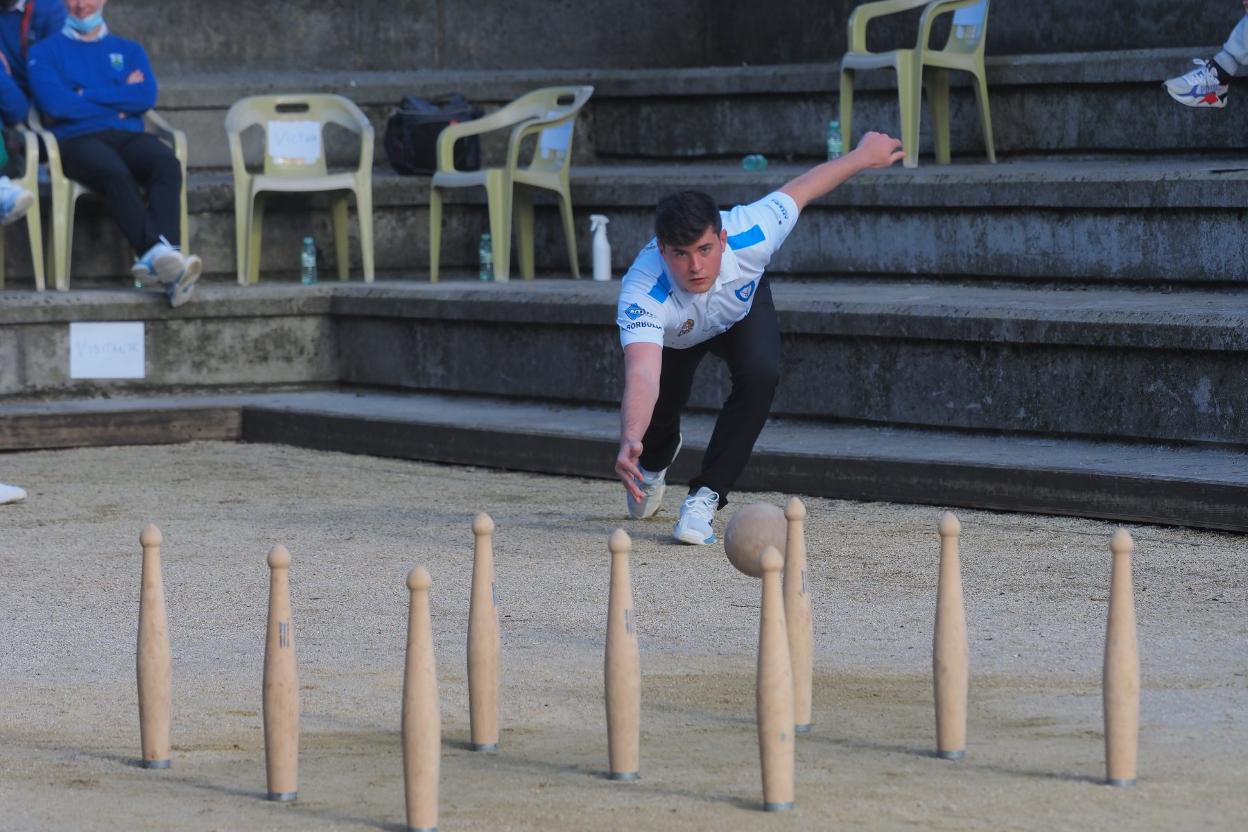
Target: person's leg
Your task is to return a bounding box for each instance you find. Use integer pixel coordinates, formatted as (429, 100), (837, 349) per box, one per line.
(60, 131), (163, 254)
(1216, 13), (1248, 76)
(639, 343), (708, 473)
(689, 278), (781, 508)
(114, 132), (183, 247)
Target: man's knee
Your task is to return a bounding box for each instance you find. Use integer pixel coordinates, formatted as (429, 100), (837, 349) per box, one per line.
(734, 355), (780, 395)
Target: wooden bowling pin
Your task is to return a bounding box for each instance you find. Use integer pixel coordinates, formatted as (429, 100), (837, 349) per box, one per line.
(263, 544), (299, 801)
(757, 546), (795, 811)
(933, 512), (968, 760)
(467, 512), (500, 752)
(137, 524), (172, 769)
(1103, 529), (1139, 787)
(403, 567), (441, 832)
(783, 498), (813, 734)
(604, 529), (640, 781)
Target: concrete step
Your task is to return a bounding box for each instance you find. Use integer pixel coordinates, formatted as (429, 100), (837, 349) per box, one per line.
(3, 159), (1244, 286)
(153, 50), (1244, 172)
(109, 0), (1237, 73)
(0, 389), (1243, 533)
(2, 281), (1244, 448)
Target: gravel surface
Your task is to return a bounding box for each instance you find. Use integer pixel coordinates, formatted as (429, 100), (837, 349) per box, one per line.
(1, 442), (1244, 831)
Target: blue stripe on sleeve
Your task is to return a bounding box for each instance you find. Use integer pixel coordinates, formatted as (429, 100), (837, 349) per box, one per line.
(727, 224), (765, 250)
(647, 271), (672, 302)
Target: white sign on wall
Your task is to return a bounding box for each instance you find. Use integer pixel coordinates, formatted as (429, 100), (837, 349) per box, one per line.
(69, 322), (145, 379)
(267, 120), (322, 165)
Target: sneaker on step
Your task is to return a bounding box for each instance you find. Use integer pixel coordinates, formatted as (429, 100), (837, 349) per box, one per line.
(672, 486), (719, 545)
(132, 237), (188, 286)
(1164, 59), (1229, 108)
(0, 177), (34, 226)
(165, 255), (203, 308)
(0, 482), (28, 504)
(626, 434), (682, 519)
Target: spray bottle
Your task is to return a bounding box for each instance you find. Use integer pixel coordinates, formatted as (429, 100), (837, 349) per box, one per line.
(590, 214), (611, 282)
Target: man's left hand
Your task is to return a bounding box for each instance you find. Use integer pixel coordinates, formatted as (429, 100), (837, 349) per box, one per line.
(126, 70), (145, 85)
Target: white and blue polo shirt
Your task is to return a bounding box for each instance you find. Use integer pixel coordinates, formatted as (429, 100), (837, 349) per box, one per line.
(616, 191), (799, 349)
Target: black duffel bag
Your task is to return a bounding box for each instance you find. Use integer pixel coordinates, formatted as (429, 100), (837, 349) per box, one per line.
(383, 94), (483, 175)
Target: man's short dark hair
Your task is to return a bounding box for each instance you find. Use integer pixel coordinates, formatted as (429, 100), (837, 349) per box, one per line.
(654, 191), (722, 248)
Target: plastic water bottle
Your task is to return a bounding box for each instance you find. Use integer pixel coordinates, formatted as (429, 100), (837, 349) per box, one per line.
(300, 236), (317, 285)
(741, 154), (768, 171)
(478, 233), (493, 281)
(590, 215), (611, 282)
(826, 120), (844, 160)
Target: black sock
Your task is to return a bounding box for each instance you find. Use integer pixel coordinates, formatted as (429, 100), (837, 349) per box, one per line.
(1212, 58), (1234, 84)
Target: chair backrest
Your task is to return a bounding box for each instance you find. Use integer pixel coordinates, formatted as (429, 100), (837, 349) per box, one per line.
(943, 0), (990, 55)
(518, 86), (593, 173)
(224, 93), (370, 178)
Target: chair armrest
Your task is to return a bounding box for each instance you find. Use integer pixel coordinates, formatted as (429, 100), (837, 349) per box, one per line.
(435, 102), (546, 172)
(917, 0), (986, 50)
(144, 110), (188, 170)
(847, 0), (933, 52)
(15, 124), (40, 183)
(357, 123), (375, 175)
(26, 112), (64, 179)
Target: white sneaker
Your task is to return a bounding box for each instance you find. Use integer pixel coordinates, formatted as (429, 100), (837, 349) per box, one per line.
(672, 486), (719, 545)
(165, 254), (203, 308)
(626, 434), (682, 519)
(132, 237), (188, 286)
(0, 177), (34, 226)
(0, 482), (28, 504)
(1164, 59), (1229, 108)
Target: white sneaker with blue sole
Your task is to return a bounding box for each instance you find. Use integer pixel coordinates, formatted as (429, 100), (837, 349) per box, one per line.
(673, 486), (719, 545)
(131, 237), (189, 286)
(165, 254), (203, 308)
(626, 434), (682, 520)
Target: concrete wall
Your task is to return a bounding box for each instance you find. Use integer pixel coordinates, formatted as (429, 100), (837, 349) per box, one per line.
(107, 1), (1235, 75)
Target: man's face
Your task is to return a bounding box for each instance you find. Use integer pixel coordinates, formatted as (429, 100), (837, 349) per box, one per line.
(67, 0), (107, 19)
(659, 226), (727, 294)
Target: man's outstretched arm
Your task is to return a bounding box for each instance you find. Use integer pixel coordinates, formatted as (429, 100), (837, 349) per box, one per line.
(615, 341), (663, 501)
(779, 131), (905, 210)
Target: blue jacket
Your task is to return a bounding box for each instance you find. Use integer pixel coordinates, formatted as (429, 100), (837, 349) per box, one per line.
(0, 68), (27, 125)
(28, 32), (157, 141)
(0, 1), (66, 92)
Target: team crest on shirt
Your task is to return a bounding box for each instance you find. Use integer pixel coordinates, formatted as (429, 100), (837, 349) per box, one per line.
(624, 303), (647, 321)
(110, 53), (125, 71)
(734, 281), (756, 302)
(678, 318), (695, 336)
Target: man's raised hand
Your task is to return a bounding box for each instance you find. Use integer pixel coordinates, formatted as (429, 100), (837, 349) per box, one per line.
(853, 131), (906, 169)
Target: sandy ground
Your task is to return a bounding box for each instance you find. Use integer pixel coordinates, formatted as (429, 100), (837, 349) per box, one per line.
(0, 441), (1245, 831)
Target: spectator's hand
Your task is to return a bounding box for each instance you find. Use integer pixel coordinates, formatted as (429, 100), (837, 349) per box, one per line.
(0, 52), (10, 77)
(126, 69), (145, 85)
(615, 439), (645, 502)
(851, 131), (906, 169)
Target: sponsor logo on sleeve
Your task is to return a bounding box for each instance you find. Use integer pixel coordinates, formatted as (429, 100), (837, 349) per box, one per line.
(625, 320), (662, 332)
(678, 318), (695, 336)
(766, 196), (791, 224)
(734, 281), (756, 303)
(624, 303), (650, 321)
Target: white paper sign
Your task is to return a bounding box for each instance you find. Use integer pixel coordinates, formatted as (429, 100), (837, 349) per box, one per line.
(537, 111), (573, 160)
(70, 322), (145, 379)
(267, 120), (322, 165)
(953, 0), (987, 26)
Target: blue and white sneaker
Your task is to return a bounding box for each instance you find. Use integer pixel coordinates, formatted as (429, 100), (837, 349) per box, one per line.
(0, 177), (34, 226)
(165, 254), (203, 308)
(0, 481), (27, 505)
(626, 434), (682, 520)
(131, 237), (189, 286)
(672, 486), (719, 545)
(1164, 59), (1229, 108)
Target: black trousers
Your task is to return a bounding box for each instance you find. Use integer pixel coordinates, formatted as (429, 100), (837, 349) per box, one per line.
(638, 278), (780, 509)
(60, 129), (182, 255)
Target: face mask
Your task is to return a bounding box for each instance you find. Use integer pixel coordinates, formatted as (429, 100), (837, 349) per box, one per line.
(67, 12), (105, 33)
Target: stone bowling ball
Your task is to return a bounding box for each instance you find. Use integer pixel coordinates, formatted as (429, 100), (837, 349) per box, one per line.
(724, 502), (787, 578)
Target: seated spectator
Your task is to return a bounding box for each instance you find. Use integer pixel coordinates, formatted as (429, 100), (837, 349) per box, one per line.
(1164, 0), (1248, 108)
(0, 1), (64, 225)
(28, 0), (201, 306)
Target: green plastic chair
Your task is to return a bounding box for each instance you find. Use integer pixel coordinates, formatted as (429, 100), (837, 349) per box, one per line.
(225, 94), (374, 285)
(0, 124), (45, 291)
(840, 0), (995, 167)
(31, 109), (187, 290)
(429, 85), (593, 283)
